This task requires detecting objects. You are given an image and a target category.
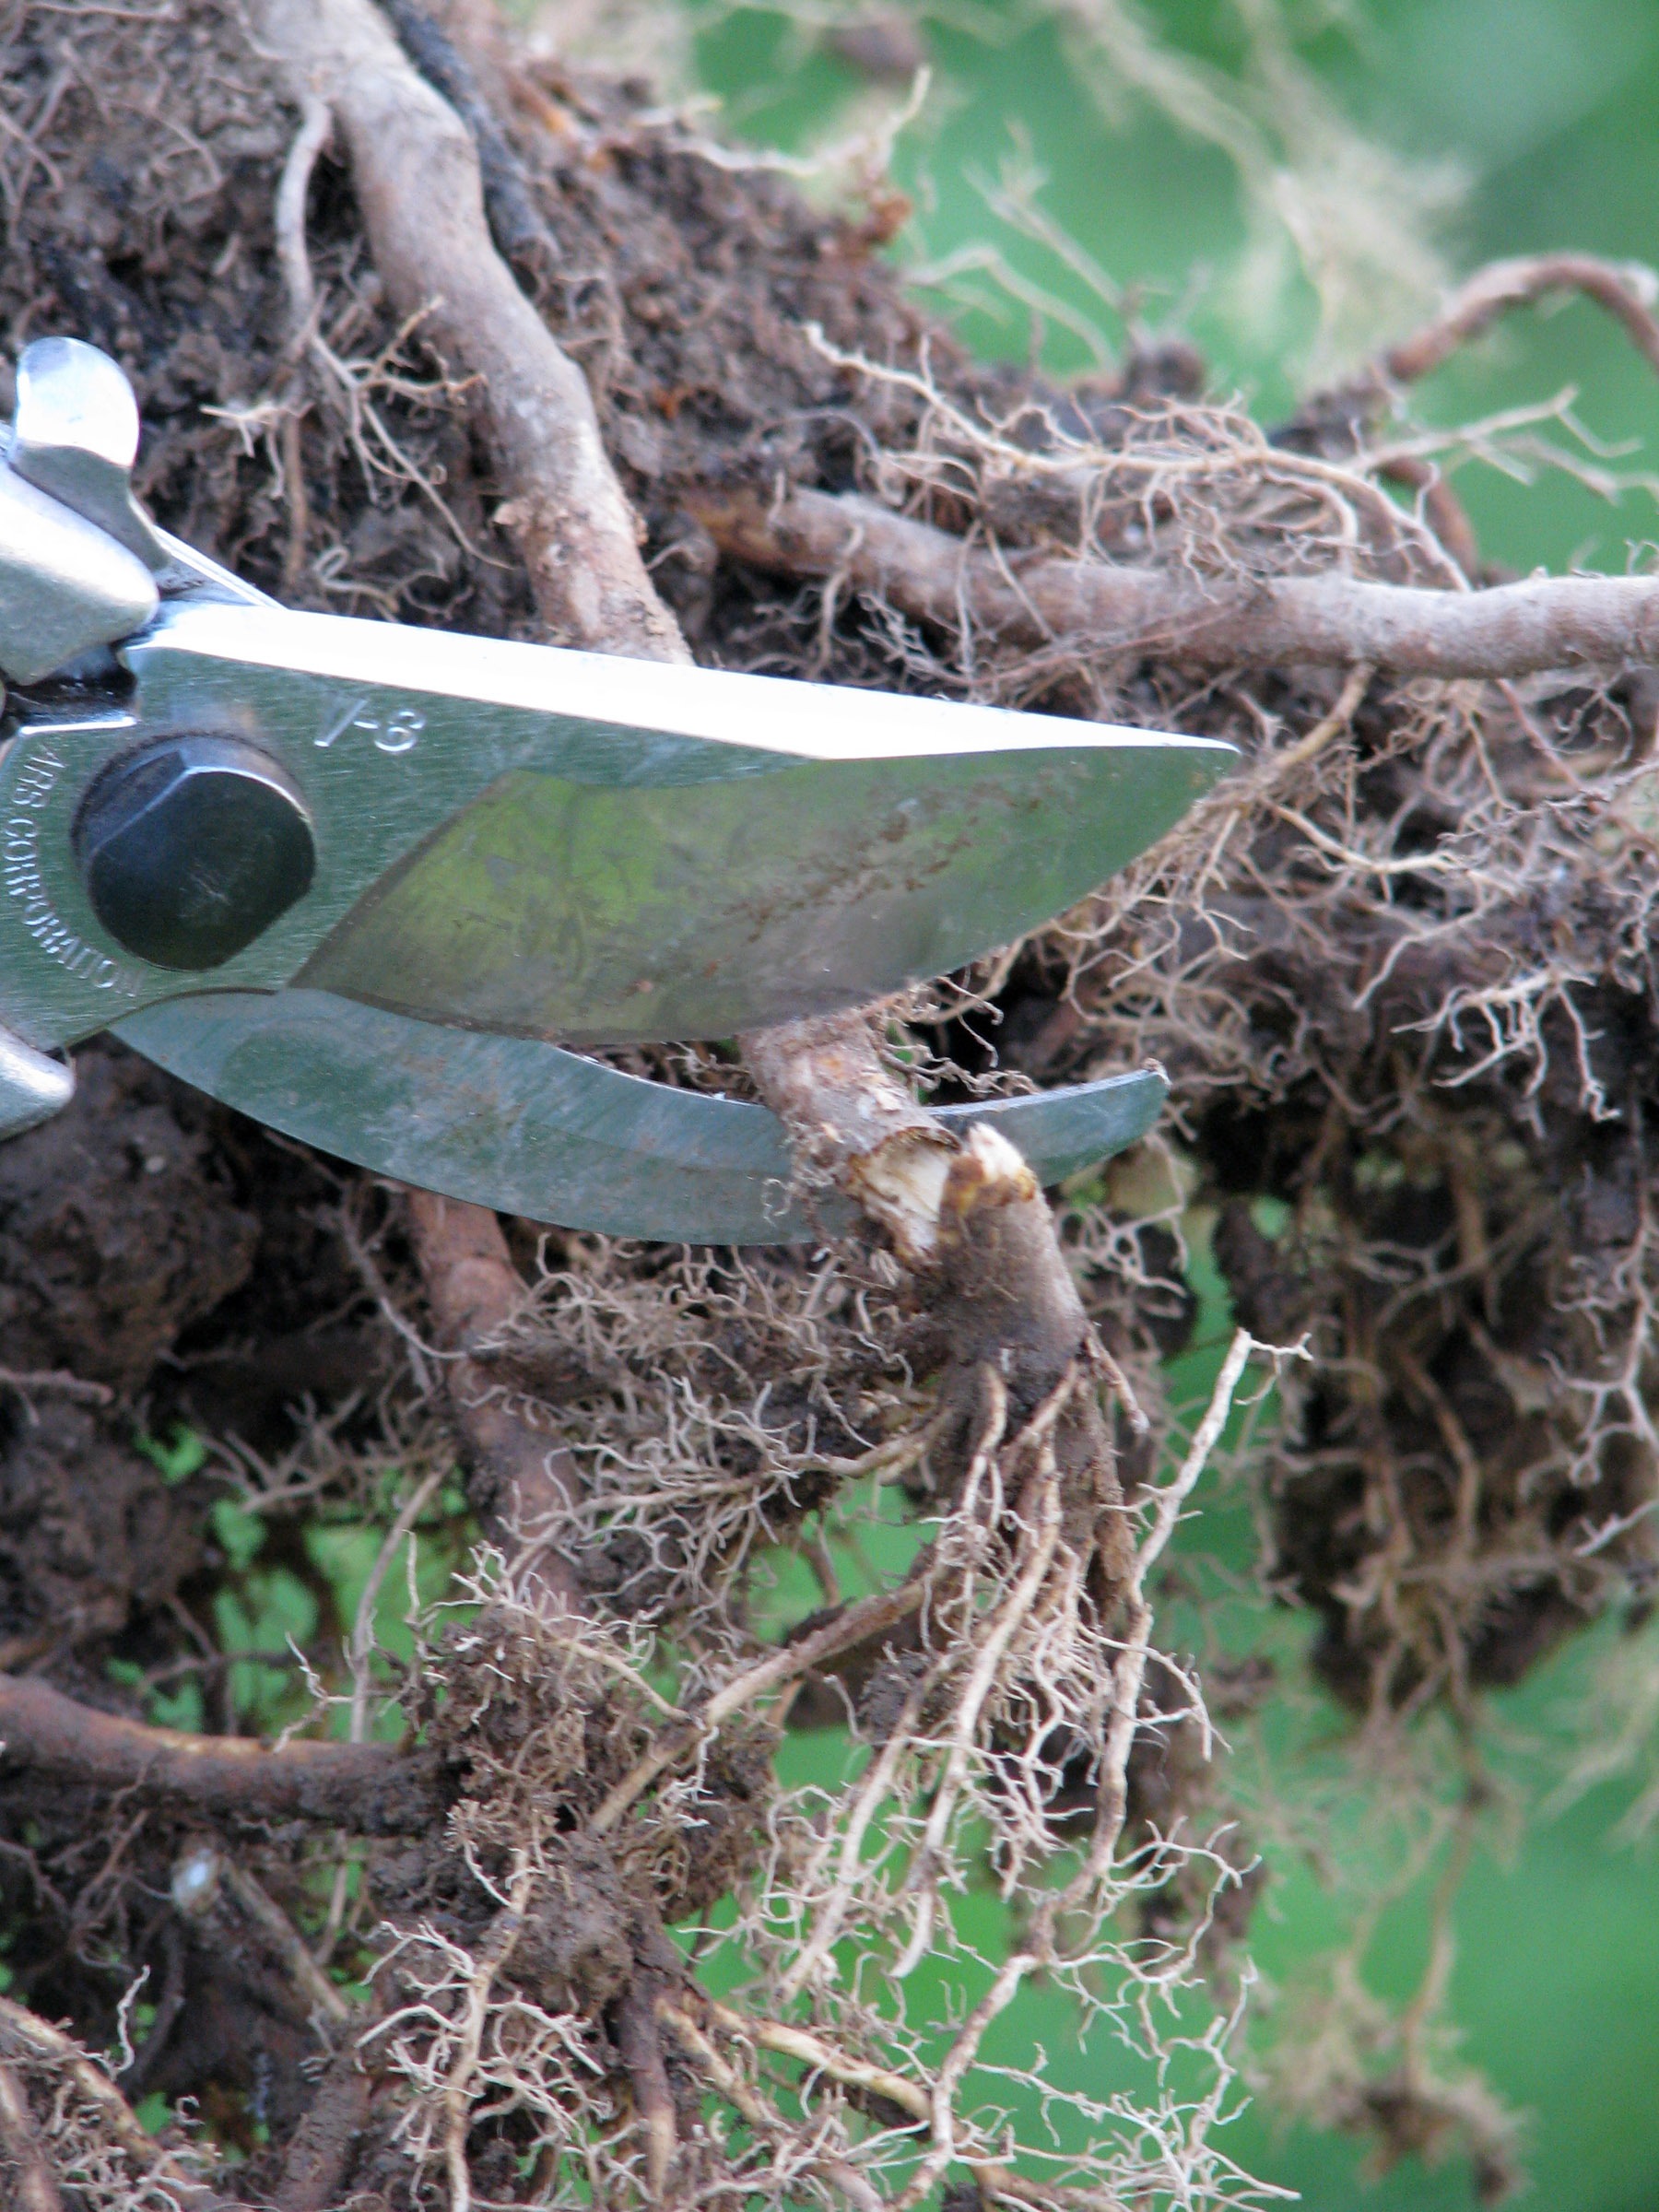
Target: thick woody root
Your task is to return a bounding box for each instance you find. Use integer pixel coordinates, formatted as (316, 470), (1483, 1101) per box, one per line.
(403, 1189), (588, 1603)
(694, 482), (1659, 678)
(0, 1674), (439, 1834)
(395, 1197), (727, 2200)
(694, 255), (1659, 681)
(246, 25), (1173, 2200)
(257, 0), (687, 661)
(742, 1010), (956, 1265)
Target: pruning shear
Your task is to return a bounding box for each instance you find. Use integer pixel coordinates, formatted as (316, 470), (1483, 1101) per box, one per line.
(0, 339), (1232, 1243)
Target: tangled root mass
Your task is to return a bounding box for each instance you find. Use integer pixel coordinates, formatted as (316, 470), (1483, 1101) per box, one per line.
(0, 1), (1654, 2206)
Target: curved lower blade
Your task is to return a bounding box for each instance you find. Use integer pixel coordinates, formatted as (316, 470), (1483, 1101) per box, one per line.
(115, 989), (1163, 1245)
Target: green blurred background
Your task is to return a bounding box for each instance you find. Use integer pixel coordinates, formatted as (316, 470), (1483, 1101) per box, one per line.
(665, 5), (1659, 2206)
(685, 0), (1659, 578)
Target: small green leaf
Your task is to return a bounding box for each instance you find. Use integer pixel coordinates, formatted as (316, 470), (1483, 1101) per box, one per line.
(209, 1497), (266, 1571)
(135, 1423), (209, 1485)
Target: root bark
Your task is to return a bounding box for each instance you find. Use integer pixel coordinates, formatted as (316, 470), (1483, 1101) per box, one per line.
(694, 483), (1659, 677)
(0, 1676), (440, 1834)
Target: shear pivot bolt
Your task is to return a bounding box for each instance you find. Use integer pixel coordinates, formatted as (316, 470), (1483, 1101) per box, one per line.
(75, 735), (315, 971)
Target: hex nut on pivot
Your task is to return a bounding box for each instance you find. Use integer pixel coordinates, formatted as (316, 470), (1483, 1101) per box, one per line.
(75, 735), (316, 971)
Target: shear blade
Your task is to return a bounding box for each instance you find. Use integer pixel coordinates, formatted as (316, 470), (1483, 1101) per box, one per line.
(114, 990), (1162, 1245)
(112, 604), (1234, 1048)
(302, 741), (1223, 1046)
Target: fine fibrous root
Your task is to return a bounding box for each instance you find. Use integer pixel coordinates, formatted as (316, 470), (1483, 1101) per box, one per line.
(0, 1995), (252, 2212)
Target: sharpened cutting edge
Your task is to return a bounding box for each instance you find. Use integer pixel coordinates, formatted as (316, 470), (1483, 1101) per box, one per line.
(115, 990), (1164, 1245)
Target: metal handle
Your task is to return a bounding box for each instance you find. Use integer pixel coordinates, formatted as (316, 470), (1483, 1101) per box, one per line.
(0, 336), (275, 688)
(0, 463), (158, 685)
(11, 336), (172, 573)
(0, 1023), (73, 1137)
(0, 338), (171, 686)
